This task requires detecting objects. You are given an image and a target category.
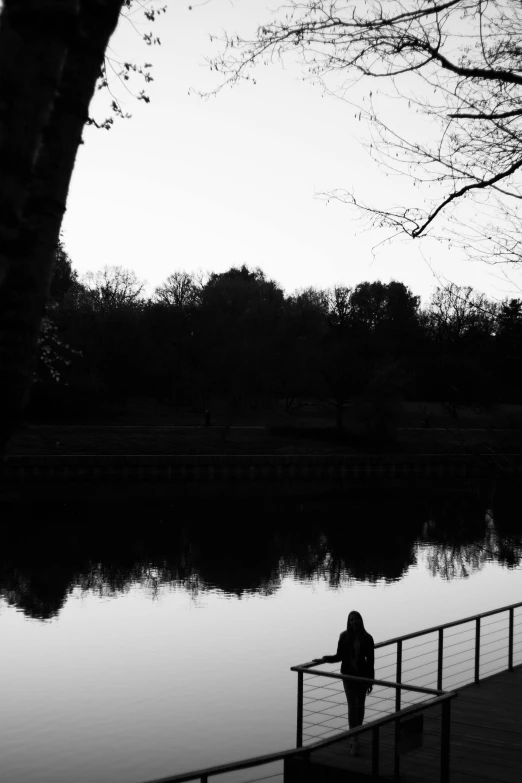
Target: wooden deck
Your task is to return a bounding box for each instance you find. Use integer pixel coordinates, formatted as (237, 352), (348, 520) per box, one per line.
(288, 667), (522, 782)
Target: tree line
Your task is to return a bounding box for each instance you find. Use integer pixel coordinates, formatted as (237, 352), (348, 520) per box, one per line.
(29, 242), (522, 427)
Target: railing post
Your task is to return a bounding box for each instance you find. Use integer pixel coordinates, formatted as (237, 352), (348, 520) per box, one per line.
(475, 618), (481, 684)
(396, 640), (402, 712)
(296, 671), (303, 748)
(394, 640), (402, 780)
(440, 699), (451, 783)
(509, 608), (514, 671)
(372, 725), (379, 779)
(438, 628), (444, 691)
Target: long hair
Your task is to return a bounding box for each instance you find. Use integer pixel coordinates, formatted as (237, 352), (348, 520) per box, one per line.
(346, 611), (366, 668)
(347, 611), (366, 635)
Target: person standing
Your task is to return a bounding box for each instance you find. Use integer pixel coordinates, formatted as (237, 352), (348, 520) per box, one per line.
(314, 611), (375, 755)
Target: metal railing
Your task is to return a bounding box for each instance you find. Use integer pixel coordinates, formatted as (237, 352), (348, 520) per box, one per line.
(293, 665), (455, 781)
(139, 687), (456, 783)
(298, 601), (522, 745)
(373, 599), (522, 697)
(138, 601), (521, 783)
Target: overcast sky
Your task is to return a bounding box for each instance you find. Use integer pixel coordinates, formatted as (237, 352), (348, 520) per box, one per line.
(61, 0), (522, 305)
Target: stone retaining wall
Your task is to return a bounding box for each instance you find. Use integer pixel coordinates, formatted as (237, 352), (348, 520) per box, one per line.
(1, 454), (519, 503)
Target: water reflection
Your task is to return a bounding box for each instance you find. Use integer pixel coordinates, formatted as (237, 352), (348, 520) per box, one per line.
(1, 485), (520, 622)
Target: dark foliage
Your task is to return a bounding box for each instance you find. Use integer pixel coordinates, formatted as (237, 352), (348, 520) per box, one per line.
(29, 253), (522, 426)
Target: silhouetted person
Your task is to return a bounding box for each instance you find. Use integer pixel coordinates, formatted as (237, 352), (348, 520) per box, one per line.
(314, 610), (375, 756)
(204, 409), (211, 427)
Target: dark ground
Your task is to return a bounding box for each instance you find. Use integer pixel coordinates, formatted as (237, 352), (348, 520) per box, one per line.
(8, 400), (522, 456)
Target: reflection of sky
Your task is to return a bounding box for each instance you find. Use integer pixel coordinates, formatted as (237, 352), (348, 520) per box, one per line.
(0, 556), (520, 783)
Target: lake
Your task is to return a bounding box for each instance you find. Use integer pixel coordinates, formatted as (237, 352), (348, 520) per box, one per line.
(0, 485), (521, 783)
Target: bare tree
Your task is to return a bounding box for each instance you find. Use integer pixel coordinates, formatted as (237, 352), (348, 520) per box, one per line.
(154, 270), (204, 309)
(326, 286), (352, 330)
(208, 1), (522, 247)
(427, 283), (498, 344)
(81, 265), (146, 313)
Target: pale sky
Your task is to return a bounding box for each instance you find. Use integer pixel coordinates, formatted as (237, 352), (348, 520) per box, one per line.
(61, 0), (522, 305)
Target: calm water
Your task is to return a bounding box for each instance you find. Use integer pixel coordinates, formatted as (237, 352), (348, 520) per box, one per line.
(1, 489), (521, 783)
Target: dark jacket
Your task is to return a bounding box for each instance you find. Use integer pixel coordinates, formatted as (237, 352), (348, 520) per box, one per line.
(323, 630), (375, 678)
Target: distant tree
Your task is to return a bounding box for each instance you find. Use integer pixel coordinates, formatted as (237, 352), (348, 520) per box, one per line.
(320, 286), (356, 426)
(426, 284), (497, 345)
(138, 299), (199, 406)
(196, 265), (286, 414)
(81, 265), (146, 314)
(326, 286), (352, 332)
(280, 286), (330, 412)
(349, 281), (420, 339)
(154, 270), (205, 309)
(420, 283), (498, 409)
(316, 281), (418, 428)
(496, 299), (522, 344)
(493, 298), (522, 402)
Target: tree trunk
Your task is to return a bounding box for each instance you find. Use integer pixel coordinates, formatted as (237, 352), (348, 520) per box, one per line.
(0, 0), (124, 455)
(0, 0), (77, 281)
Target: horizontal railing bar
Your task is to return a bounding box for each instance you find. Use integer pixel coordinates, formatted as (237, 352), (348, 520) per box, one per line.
(303, 685), (344, 697)
(303, 697), (345, 707)
(303, 715), (345, 722)
(395, 637), (439, 653)
(303, 715), (346, 730)
(291, 666), (445, 696)
(480, 615), (510, 629)
(402, 647), (440, 663)
(480, 638), (508, 651)
(140, 746), (306, 783)
(400, 671), (438, 685)
(371, 601), (522, 649)
(475, 629), (508, 643)
(303, 691), (345, 701)
(402, 658), (438, 674)
(145, 693), (456, 783)
(481, 652), (511, 665)
(441, 659), (474, 674)
(244, 773), (282, 783)
(438, 649), (475, 662)
(442, 637), (476, 652)
(306, 693), (456, 743)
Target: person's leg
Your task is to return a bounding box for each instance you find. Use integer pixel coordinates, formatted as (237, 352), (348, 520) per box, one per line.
(351, 686), (367, 755)
(358, 686), (367, 725)
(343, 681), (358, 729)
(343, 682), (361, 756)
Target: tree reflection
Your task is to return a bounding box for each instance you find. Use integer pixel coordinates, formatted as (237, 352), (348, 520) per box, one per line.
(422, 496), (522, 580)
(0, 486), (520, 620)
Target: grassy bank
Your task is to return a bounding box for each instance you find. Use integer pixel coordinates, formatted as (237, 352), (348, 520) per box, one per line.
(6, 399), (520, 456)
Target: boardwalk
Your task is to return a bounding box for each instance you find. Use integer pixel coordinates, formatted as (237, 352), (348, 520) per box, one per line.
(302, 667), (522, 782)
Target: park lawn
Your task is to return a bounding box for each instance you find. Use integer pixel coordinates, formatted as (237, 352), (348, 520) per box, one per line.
(8, 398), (522, 455)
(7, 425), (357, 456)
(7, 422), (522, 456)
